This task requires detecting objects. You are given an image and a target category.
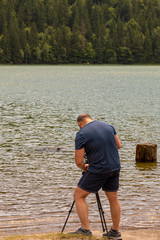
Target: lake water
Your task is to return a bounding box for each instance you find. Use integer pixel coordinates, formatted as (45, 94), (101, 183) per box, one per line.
(0, 65), (160, 235)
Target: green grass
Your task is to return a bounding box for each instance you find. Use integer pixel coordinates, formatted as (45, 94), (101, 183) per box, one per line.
(0, 233), (104, 240)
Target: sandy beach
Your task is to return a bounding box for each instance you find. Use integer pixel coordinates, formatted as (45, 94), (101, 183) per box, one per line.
(119, 229), (160, 240)
(0, 230), (160, 240)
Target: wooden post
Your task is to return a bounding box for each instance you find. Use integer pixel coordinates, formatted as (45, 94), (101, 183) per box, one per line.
(136, 143), (157, 162)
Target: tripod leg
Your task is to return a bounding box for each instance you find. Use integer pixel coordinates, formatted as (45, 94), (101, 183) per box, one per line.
(96, 193), (105, 232)
(96, 193), (108, 234)
(61, 200), (75, 233)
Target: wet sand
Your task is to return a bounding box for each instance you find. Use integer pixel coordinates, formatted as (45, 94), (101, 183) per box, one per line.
(0, 230), (160, 240)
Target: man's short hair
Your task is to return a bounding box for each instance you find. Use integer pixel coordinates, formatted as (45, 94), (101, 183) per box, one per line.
(77, 114), (92, 122)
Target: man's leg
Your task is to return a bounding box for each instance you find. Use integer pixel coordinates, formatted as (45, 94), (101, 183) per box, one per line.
(105, 191), (121, 231)
(74, 186), (90, 230)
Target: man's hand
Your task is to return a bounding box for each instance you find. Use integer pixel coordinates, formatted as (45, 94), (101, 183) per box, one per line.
(84, 163), (89, 172)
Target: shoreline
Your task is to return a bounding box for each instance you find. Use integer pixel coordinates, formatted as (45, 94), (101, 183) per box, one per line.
(0, 229), (160, 240)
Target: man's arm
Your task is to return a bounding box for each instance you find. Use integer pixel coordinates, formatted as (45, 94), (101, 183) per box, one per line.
(115, 134), (122, 149)
(75, 148), (88, 172)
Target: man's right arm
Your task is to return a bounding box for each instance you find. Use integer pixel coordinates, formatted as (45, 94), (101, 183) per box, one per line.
(115, 134), (122, 149)
(75, 148), (88, 171)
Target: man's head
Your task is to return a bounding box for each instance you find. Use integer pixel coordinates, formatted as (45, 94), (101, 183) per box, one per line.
(77, 114), (93, 128)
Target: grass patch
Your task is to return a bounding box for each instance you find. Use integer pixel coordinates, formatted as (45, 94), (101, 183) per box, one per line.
(0, 233), (104, 240)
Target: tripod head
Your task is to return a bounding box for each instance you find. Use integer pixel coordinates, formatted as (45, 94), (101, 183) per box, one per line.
(82, 154), (89, 174)
(84, 153), (88, 164)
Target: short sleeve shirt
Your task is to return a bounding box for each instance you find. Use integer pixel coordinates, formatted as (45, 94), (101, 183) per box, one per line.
(75, 120), (121, 174)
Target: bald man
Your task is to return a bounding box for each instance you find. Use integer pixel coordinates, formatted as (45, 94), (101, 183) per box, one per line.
(69, 114), (122, 240)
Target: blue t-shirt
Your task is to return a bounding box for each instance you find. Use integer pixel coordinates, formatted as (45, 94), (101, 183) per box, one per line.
(75, 120), (121, 174)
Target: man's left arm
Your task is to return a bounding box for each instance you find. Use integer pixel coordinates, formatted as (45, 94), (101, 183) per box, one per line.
(115, 134), (122, 149)
(75, 148), (89, 172)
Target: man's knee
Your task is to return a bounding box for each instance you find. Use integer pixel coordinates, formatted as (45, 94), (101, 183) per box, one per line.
(74, 187), (90, 201)
(73, 187), (79, 201)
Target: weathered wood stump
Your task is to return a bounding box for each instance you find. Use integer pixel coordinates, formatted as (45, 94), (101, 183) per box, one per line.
(136, 143), (157, 162)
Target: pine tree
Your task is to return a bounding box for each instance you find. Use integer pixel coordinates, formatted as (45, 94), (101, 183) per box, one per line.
(30, 22), (39, 50)
(120, 0), (132, 22)
(57, 0), (69, 26)
(116, 47), (133, 64)
(24, 43), (31, 64)
(0, 0), (5, 34)
(143, 29), (153, 63)
(70, 18), (82, 63)
(152, 26), (160, 63)
(33, 0), (46, 32)
(5, 0), (15, 27)
(55, 25), (71, 63)
(45, 0), (58, 27)
(9, 11), (22, 63)
(126, 18), (144, 63)
(2, 28), (11, 63)
(17, 0), (32, 27)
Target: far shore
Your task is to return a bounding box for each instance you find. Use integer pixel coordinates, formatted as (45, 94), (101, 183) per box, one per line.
(0, 229), (160, 240)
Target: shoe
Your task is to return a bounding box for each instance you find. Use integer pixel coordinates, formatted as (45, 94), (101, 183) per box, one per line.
(68, 227), (92, 236)
(103, 228), (122, 240)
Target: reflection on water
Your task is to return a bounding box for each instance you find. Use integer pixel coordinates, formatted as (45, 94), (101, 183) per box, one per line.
(135, 162), (158, 171)
(0, 66), (160, 235)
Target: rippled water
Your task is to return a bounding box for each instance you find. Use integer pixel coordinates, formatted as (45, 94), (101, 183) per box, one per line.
(0, 65), (160, 235)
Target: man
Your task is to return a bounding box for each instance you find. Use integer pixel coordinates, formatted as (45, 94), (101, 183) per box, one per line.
(69, 114), (122, 240)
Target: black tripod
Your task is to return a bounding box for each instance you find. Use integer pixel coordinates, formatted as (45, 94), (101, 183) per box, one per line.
(61, 191), (108, 234)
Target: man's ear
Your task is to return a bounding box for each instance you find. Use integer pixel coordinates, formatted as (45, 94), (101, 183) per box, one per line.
(77, 121), (81, 128)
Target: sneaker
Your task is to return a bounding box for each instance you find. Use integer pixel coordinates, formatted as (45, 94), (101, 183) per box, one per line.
(68, 227), (92, 236)
(103, 228), (122, 240)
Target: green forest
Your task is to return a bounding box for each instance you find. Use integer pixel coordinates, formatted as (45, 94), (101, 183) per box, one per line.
(0, 0), (160, 64)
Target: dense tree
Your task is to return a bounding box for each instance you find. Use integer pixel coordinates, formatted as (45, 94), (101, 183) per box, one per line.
(9, 11), (22, 63)
(0, 0), (160, 64)
(1, 26), (11, 63)
(143, 29), (153, 62)
(126, 19), (144, 63)
(0, 0), (5, 34)
(45, 0), (58, 27)
(152, 26), (160, 63)
(17, 0), (33, 27)
(116, 47), (133, 64)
